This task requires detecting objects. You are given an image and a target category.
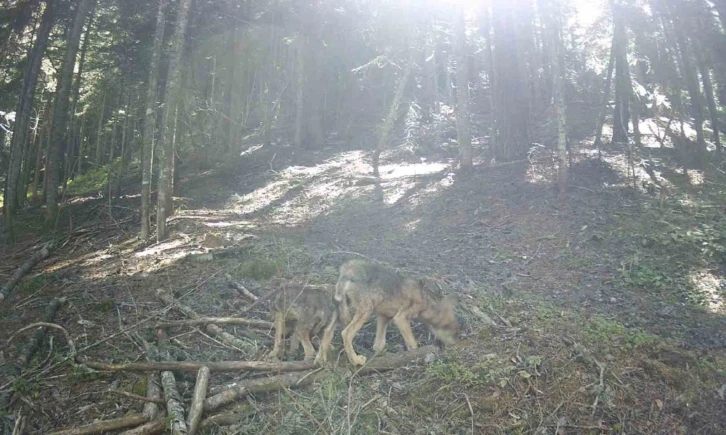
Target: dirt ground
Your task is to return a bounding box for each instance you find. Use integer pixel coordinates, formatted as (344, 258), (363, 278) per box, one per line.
(1, 139), (725, 434)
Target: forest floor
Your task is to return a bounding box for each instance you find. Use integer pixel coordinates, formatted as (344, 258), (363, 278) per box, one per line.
(1, 137), (725, 434)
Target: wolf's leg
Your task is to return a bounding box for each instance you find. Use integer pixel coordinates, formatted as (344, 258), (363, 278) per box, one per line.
(392, 310), (419, 350)
(315, 311), (338, 366)
(296, 325), (316, 360)
(268, 311), (286, 359)
(372, 315), (391, 352)
(289, 331), (300, 355)
(341, 308), (372, 366)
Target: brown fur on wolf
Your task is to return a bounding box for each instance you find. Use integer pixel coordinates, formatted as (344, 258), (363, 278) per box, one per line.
(267, 284), (338, 366)
(335, 259), (460, 366)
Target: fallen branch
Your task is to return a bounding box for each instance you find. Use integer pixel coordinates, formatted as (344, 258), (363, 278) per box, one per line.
(0, 243), (51, 305)
(200, 408), (255, 429)
(47, 414), (148, 435)
(118, 419), (165, 435)
(203, 370), (326, 413)
(7, 322), (76, 357)
(238, 287), (280, 316)
(156, 317), (272, 330)
(1, 298), (66, 415)
(354, 345), (437, 375)
(107, 389), (165, 404)
(226, 273), (259, 301)
(156, 289), (254, 352)
(187, 366), (210, 435)
(204, 346), (438, 412)
(79, 358), (314, 373)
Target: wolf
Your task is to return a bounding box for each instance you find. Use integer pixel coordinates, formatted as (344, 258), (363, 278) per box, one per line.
(335, 259), (460, 366)
(267, 284), (338, 366)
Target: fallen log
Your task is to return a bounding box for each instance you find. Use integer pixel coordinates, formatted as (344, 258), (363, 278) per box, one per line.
(47, 414), (148, 435)
(157, 329), (187, 435)
(156, 289), (255, 352)
(142, 373), (162, 420)
(200, 408), (255, 429)
(107, 389), (165, 404)
(134, 332), (163, 421)
(203, 370), (326, 413)
(156, 316), (272, 329)
(355, 345), (437, 375)
(0, 298), (66, 419)
(118, 419), (165, 435)
(79, 358), (314, 373)
(187, 366), (210, 435)
(204, 346), (438, 412)
(0, 243), (51, 305)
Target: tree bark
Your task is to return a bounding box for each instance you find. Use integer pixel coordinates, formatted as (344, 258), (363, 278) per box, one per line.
(4, 0), (55, 239)
(454, 8), (472, 172)
(372, 50), (415, 177)
(66, 1), (94, 181)
(695, 45), (722, 155)
(611, 0), (631, 144)
(544, 0), (568, 196)
(594, 36), (615, 153)
(294, 34), (305, 153)
(45, 0), (95, 227)
(156, 0), (192, 241)
(492, 0), (530, 161)
(140, 0), (167, 239)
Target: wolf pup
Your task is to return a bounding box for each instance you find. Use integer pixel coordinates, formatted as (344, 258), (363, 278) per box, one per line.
(267, 284), (338, 366)
(335, 259), (459, 366)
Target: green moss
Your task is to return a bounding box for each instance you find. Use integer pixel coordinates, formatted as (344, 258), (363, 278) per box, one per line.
(233, 259), (281, 281)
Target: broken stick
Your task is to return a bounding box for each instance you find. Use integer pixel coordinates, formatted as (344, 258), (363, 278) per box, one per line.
(156, 289), (255, 352)
(187, 366), (210, 435)
(225, 273), (259, 301)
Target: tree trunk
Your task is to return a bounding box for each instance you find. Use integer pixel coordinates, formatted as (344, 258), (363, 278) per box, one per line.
(695, 46), (722, 155)
(492, 0), (530, 161)
(594, 36), (615, 154)
(372, 50), (415, 177)
(454, 8), (472, 172)
(94, 91), (106, 167)
(21, 90), (45, 202)
(611, 0), (631, 144)
(294, 35), (305, 153)
(45, 0), (95, 227)
(156, 0), (192, 242)
(480, 4), (496, 144)
(544, 0), (568, 197)
(66, 1), (94, 181)
(115, 92), (131, 197)
(140, 0), (167, 239)
(4, 0), (55, 239)
(30, 97), (52, 204)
